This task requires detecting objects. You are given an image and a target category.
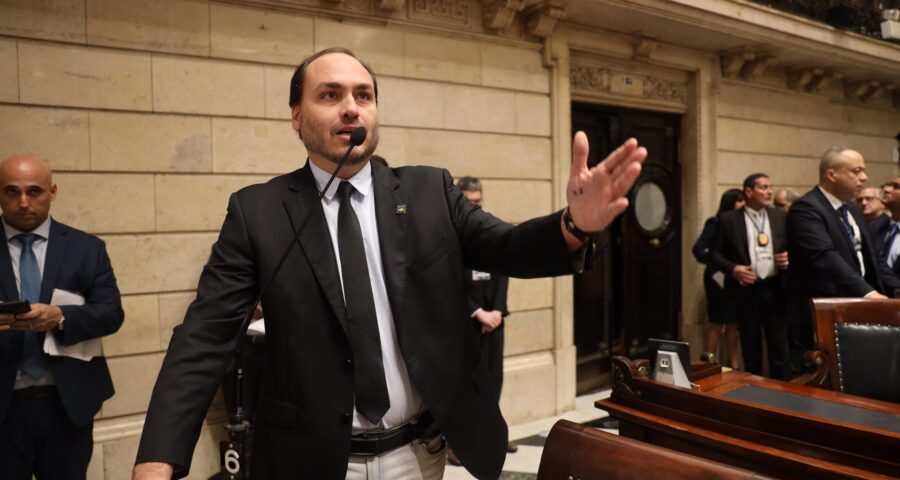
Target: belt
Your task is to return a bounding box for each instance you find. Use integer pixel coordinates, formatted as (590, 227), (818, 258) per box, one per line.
(350, 411), (435, 456)
(14, 385), (56, 399)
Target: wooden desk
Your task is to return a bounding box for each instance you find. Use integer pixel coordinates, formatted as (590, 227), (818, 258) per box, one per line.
(596, 357), (900, 480)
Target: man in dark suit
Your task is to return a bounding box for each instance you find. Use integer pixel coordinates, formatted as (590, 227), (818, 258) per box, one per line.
(871, 181), (900, 277)
(709, 173), (789, 379)
(133, 48), (647, 480)
(0, 154), (124, 480)
(456, 176), (515, 461)
(786, 148), (900, 379)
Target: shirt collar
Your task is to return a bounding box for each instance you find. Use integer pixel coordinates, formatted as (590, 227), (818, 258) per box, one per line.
(817, 186), (845, 210)
(3, 216), (51, 242)
(309, 159), (373, 201)
(744, 205), (766, 218)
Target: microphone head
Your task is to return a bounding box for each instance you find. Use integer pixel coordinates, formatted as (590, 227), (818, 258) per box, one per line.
(349, 127), (367, 146)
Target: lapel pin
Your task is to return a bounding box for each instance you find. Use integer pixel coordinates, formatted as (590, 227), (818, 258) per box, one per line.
(397, 204), (407, 215)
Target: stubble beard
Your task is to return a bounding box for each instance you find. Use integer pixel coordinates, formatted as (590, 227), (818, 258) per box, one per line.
(299, 114), (380, 167)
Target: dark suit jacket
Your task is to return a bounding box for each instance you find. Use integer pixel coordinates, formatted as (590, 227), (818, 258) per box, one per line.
(464, 269), (509, 320)
(0, 219), (124, 429)
(708, 206), (788, 306)
(869, 215), (900, 277)
(787, 188), (900, 328)
(137, 162), (575, 479)
(867, 214), (891, 257)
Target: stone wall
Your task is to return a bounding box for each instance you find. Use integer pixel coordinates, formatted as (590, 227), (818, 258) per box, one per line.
(0, 0), (558, 477)
(2, 1), (898, 478)
(715, 79), (899, 199)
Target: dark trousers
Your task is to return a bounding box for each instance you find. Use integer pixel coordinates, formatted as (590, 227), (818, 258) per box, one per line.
(0, 391), (93, 480)
(737, 278), (789, 380)
(480, 327), (504, 402)
(787, 324), (816, 380)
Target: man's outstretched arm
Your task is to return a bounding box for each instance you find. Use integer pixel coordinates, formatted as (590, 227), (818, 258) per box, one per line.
(561, 131), (647, 251)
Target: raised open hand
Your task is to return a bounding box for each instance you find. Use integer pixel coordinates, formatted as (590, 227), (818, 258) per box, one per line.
(566, 132), (647, 234)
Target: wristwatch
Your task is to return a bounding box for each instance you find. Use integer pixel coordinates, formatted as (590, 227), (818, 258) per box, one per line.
(562, 207), (590, 242)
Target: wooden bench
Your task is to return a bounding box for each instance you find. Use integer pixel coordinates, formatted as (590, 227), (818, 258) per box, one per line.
(537, 419), (771, 480)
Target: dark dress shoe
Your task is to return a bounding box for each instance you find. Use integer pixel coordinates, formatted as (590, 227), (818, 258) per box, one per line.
(507, 442), (518, 453)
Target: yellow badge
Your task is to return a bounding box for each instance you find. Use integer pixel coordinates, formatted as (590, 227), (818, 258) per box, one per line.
(757, 232), (769, 247)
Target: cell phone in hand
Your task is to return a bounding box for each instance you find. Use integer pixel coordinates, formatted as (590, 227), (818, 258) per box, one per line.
(0, 300), (31, 314)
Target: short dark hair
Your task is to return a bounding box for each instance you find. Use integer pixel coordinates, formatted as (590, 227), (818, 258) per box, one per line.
(457, 176), (482, 192)
(288, 47), (379, 108)
(742, 173), (769, 194)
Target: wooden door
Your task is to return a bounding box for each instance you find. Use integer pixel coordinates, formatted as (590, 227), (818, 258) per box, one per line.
(571, 104), (681, 392)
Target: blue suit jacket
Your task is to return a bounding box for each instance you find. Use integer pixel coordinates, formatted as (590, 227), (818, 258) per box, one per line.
(0, 218), (124, 428)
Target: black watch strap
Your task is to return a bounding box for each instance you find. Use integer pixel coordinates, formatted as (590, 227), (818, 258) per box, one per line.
(563, 207), (590, 242)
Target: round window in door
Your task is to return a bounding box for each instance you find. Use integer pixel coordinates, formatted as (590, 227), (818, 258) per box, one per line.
(633, 180), (669, 236)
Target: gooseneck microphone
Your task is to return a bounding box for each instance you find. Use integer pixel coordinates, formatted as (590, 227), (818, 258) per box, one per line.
(221, 126), (366, 480)
(236, 125), (366, 355)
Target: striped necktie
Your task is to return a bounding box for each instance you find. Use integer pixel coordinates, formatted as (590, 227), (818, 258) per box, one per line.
(16, 233), (47, 379)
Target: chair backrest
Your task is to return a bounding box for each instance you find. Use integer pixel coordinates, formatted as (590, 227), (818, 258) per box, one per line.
(536, 419), (769, 480)
(812, 298), (900, 403)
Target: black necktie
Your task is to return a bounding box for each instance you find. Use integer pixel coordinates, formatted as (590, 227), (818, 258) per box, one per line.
(336, 181), (389, 424)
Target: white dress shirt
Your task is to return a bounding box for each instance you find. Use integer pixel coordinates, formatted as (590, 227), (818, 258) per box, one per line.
(310, 161), (423, 431)
(4, 216), (55, 389)
(818, 186), (865, 276)
(743, 206), (775, 280)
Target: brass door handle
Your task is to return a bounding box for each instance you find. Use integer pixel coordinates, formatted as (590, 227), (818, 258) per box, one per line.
(649, 238), (660, 247)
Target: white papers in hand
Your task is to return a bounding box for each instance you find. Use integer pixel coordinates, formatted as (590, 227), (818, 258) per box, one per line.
(43, 289), (102, 361)
(712, 271), (725, 289)
(247, 318), (265, 337)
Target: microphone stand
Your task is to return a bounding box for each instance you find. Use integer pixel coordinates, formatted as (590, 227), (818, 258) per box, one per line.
(219, 127), (366, 480)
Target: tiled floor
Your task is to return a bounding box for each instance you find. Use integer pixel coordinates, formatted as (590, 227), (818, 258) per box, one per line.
(443, 389), (614, 480)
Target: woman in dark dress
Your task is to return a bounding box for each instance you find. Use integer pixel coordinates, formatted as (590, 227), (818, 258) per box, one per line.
(693, 189), (744, 369)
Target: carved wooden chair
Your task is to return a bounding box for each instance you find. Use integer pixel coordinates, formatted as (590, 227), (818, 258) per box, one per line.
(792, 298), (900, 403)
(537, 419), (770, 479)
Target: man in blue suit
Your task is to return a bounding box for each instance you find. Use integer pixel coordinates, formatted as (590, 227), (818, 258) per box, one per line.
(0, 154), (124, 480)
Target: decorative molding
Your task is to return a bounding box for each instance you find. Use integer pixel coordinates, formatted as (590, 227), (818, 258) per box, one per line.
(787, 67), (844, 93)
(523, 0), (565, 38)
(740, 54), (776, 81)
(570, 64), (686, 107)
(844, 79), (882, 101)
(721, 49), (756, 78)
(377, 0), (406, 11)
(720, 49), (776, 81)
(860, 82), (894, 101)
(569, 66), (610, 91)
(644, 76), (686, 104)
(807, 69), (842, 93)
(409, 0), (472, 27)
(480, 0), (525, 30)
(632, 34), (657, 62)
(787, 67), (824, 90)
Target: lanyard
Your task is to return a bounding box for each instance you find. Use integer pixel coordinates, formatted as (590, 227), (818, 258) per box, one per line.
(744, 209), (769, 247)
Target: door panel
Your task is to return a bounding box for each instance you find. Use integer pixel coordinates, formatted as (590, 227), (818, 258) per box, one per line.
(572, 104), (681, 392)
